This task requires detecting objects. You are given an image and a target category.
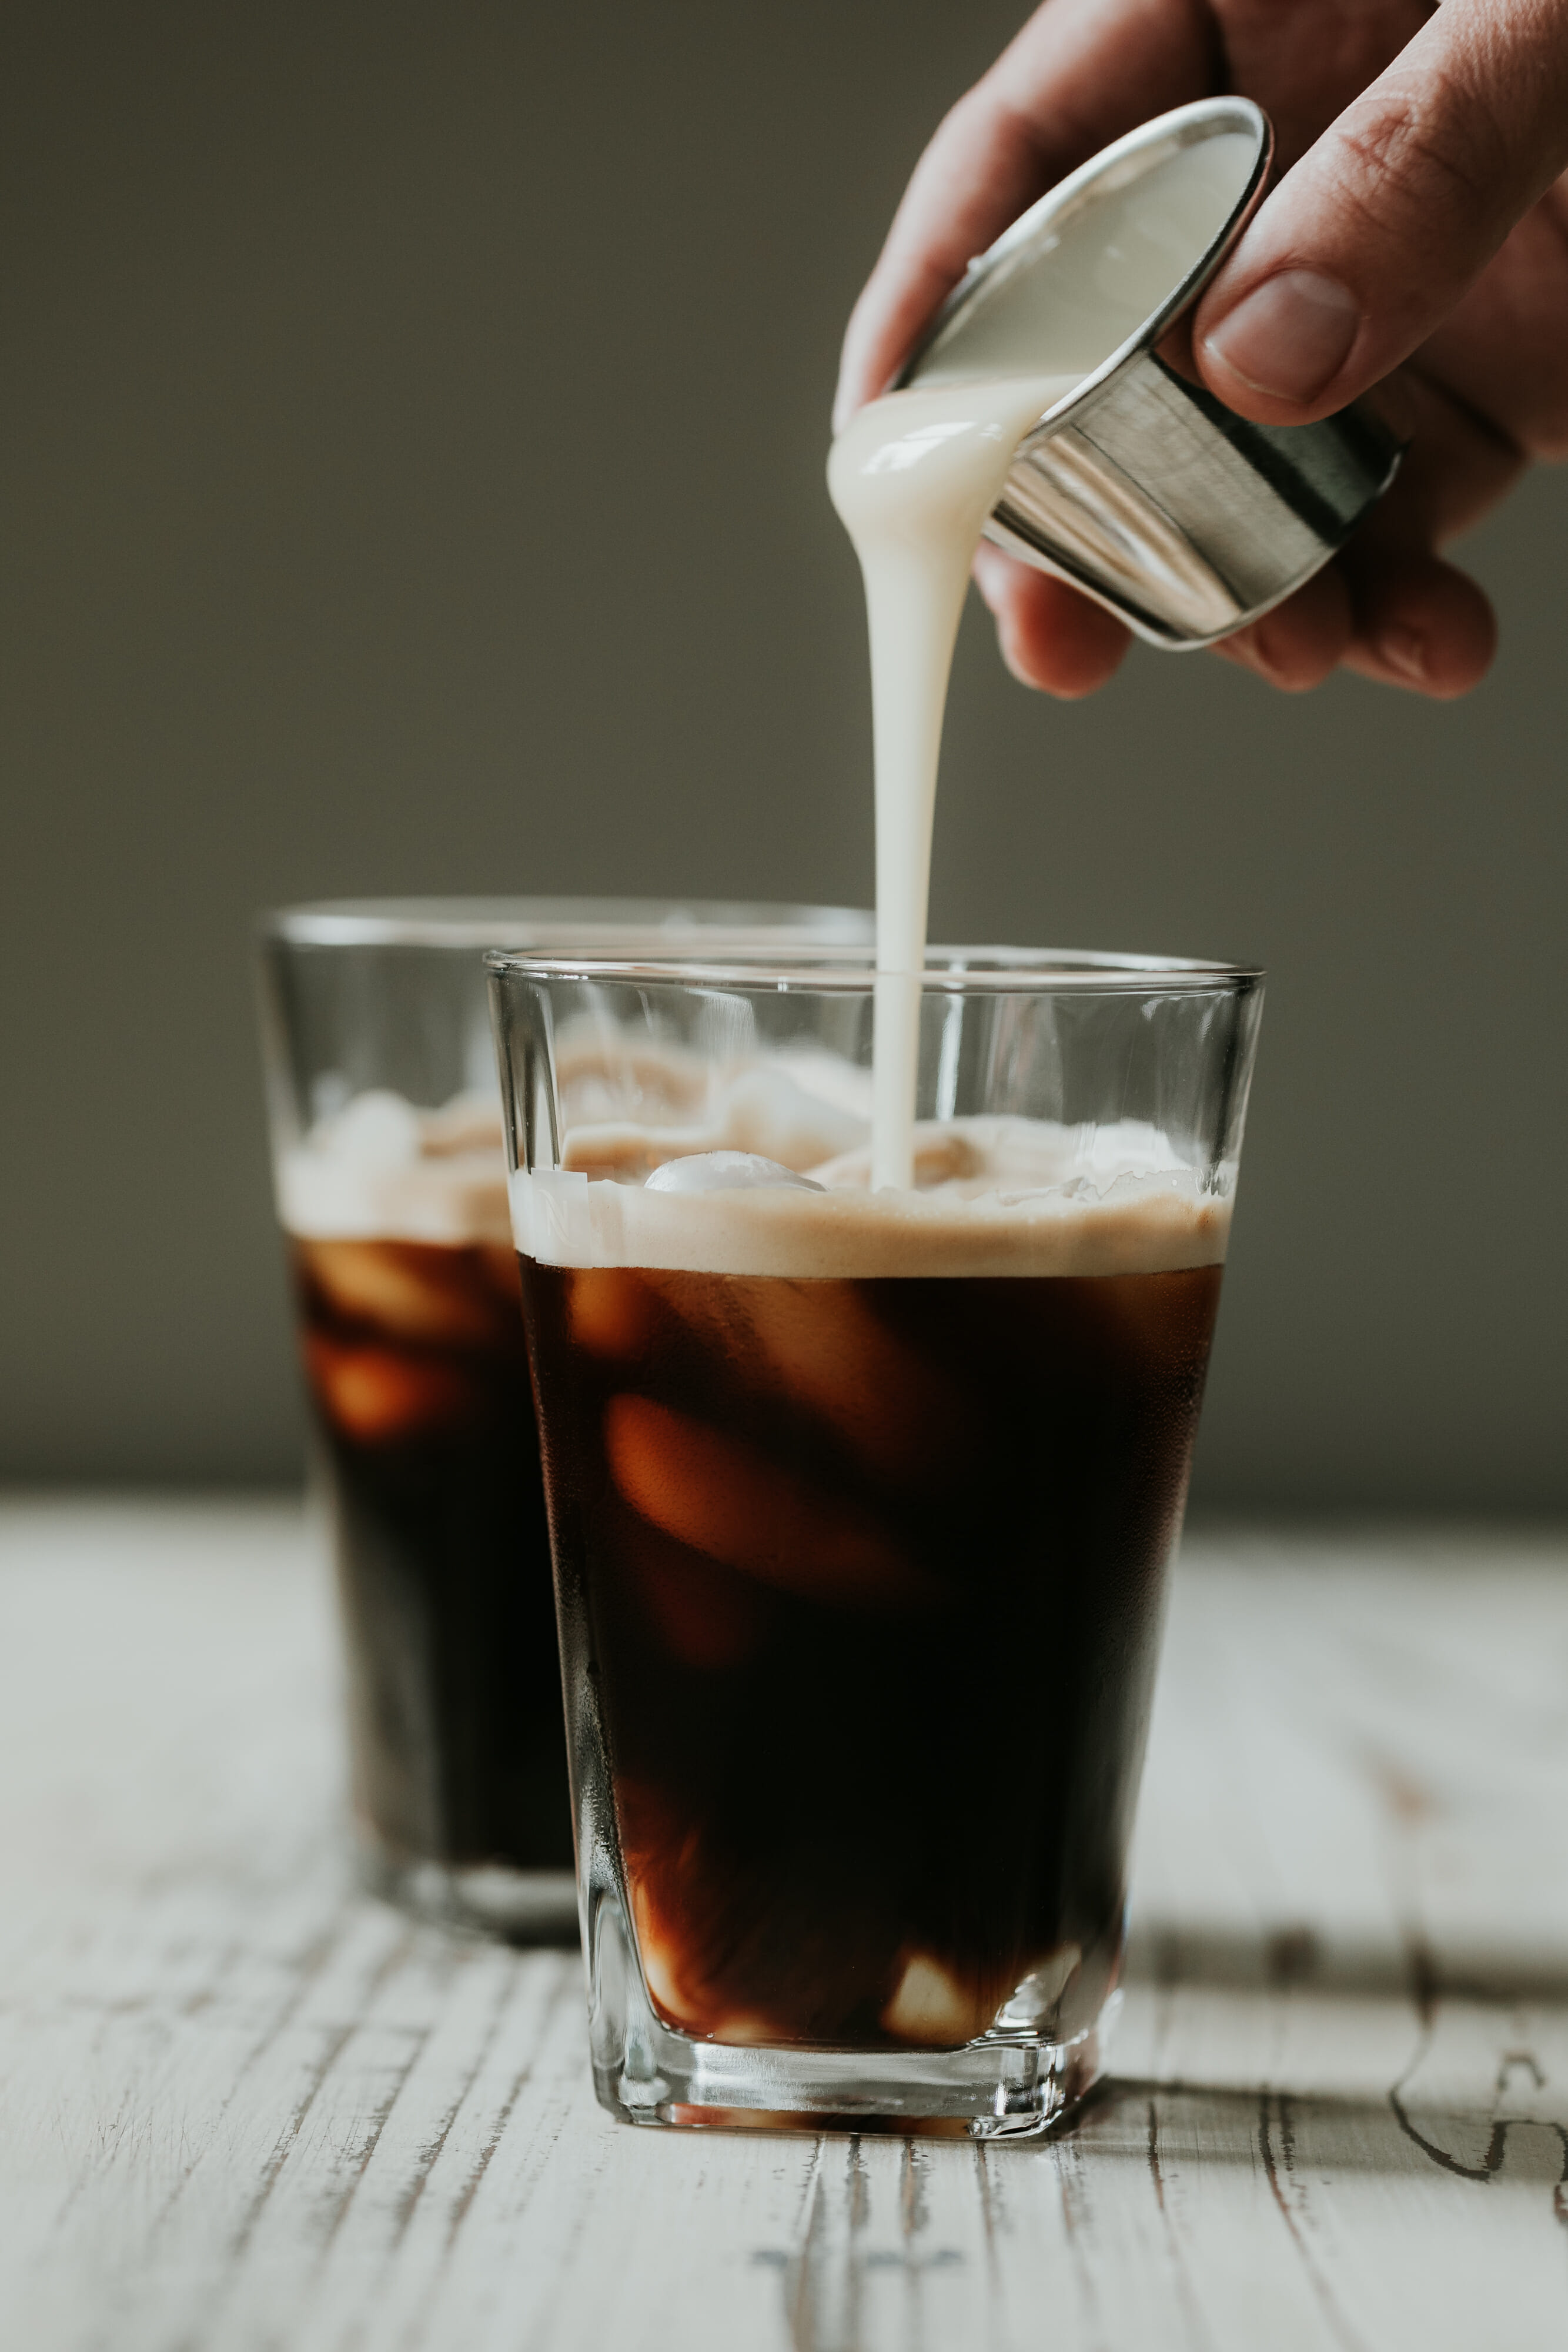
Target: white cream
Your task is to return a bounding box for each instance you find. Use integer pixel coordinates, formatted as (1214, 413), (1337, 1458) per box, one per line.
(276, 1088), (512, 1246)
(512, 1158), (1226, 1281)
(511, 1098), (1228, 1282)
(828, 374), (1081, 1189)
(827, 126), (1258, 1192)
(911, 132), (1258, 388)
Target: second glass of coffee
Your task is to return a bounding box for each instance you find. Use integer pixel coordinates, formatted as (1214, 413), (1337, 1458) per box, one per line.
(256, 898), (871, 1939)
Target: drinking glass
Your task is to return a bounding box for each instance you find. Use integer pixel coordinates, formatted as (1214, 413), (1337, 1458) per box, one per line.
(487, 944), (1262, 2125)
(256, 898), (871, 1941)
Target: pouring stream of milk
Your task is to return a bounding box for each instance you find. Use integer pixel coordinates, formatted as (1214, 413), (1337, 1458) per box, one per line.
(828, 374), (1079, 1190)
(827, 129), (1259, 1191)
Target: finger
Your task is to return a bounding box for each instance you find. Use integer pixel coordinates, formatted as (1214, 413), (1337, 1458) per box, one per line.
(1211, 0), (1433, 175)
(1365, 361), (1524, 548)
(1194, 0), (1568, 425)
(1339, 548), (1497, 696)
(1333, 368), (1513, 693)
(1413, 191), (1568, 458)
(971, 544), (1130, 697)
(834, 0), (1215, 429)
(1211, 563), (1353, 692)
(1217, 364), (1510, 696)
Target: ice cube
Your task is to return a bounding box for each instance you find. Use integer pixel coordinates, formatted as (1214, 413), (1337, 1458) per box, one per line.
(731, 1277), (970, 1485)
(320, 1088), (422, 1165)
(645, 1151), (825, 1194)
(568, 1267), (656, 1359)
(881, 1952), (998, 2048)
(992, 1943), (1082, 2032)
(420, 1088), (505, 1156)
(297, 1237), (507, 1347)
(881, 1953), (983, 2047)
(718, 1067), (865, 1167)
(603, 1393), (936, 1609)
(618, 1509), (767, 1671)
(303, 1332), (474, 1442)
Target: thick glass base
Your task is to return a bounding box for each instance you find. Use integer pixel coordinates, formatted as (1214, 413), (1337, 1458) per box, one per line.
(357, 1835), (579, 1945)
(586, 1887), (1110, 2139)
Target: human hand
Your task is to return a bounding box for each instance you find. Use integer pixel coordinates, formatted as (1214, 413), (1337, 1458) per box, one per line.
(835, 0), (1568, 699)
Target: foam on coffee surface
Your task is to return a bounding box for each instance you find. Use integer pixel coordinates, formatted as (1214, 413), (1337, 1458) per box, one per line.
(277, 1088), (512, 1245)
(511, 1058), (1231, 1281)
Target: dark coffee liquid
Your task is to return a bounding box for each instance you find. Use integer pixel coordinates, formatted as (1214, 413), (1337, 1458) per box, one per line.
(293, 1235), (574, 1877)
(521, 1253), (1222, 2051)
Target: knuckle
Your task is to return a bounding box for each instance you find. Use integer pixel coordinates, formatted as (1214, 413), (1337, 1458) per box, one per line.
(1436, 208), (1568, 458)
(1333, 69), (1512, 229)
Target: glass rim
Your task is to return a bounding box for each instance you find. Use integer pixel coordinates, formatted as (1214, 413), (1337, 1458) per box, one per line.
(484, 941), (1264, 994)
(259, 895), (874, 950)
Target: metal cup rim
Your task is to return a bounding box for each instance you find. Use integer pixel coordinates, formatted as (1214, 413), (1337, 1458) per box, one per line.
(894, 95), (1272, 439)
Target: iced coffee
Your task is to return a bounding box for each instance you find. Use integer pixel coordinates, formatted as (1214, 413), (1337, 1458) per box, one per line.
(279, 1088), (570, 1900)
(258, 899), (872, 1939)
(489, 952), (1261, 2128)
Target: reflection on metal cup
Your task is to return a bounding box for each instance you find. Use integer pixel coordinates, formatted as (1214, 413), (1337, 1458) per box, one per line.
(898, 98), (1404, 648)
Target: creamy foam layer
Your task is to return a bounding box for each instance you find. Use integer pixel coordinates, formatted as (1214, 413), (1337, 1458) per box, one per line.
(286, 1067), (1235, 1277)
(276, 1088), (511, 1245)
(513, 1107), (1231, 1281)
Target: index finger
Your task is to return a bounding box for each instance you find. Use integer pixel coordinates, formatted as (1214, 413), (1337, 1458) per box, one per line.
(833, 0), (1217, 429)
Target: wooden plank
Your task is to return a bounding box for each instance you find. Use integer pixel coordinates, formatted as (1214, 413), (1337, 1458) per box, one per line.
(2, 1501), (1568, 2348)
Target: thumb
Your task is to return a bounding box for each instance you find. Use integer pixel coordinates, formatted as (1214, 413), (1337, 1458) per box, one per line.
(1193, 0), (1568, 423)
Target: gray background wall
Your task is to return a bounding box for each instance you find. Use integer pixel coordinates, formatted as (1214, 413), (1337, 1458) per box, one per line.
(4, 0), (1564, 1506)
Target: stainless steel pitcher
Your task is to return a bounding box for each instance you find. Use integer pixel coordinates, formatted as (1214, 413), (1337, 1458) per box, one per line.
(897, 98), (1403, 649)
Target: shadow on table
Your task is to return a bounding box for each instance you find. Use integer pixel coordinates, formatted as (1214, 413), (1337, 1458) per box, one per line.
(1126, 1918), (1568, 2009)
(1101, 1922), (1568, 2185)
(1077, 2076), (1568, 2189)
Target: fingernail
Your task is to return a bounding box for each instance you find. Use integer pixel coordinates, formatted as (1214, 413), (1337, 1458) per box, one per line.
(1244, 621), (1285, 679)
(1202, 269), (1360, 403)
(1220, 620), (1282, 683)
(1379, 625), (1427, 683)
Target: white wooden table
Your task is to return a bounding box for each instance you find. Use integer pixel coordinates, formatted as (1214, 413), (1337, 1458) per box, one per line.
(4, 1499), (1568, 2350)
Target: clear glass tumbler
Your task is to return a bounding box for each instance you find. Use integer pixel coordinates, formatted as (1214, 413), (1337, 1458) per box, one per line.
(487, 944), (1262, 2125)
(256, 898), (871, 1941)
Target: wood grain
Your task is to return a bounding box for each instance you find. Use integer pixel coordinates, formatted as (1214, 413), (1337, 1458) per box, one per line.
(2, 1498), (1567, 2348)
